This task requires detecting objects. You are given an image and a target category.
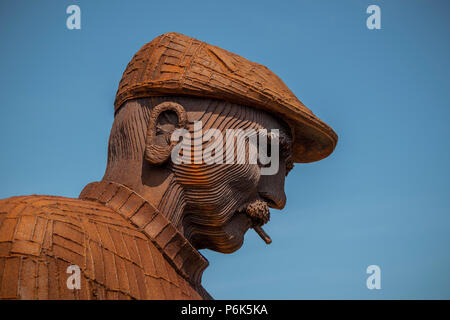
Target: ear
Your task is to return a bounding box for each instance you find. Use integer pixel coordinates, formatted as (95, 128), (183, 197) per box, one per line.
(144, 101), (187, 165)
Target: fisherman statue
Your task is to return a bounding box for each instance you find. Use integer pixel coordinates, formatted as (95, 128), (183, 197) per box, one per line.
(0, 33), (337, 299)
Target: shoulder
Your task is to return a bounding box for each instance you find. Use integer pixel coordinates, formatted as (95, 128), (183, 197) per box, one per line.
(0, 194), (151, 299)
(0, 194), (146, 255)
(0, 194), (202, 299)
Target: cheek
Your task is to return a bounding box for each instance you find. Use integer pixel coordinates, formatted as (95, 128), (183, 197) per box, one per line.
(210, 163), (260, 198)
(174, 163), (261, 213)
(177, 163), (260, 190)
(239, 163), (260, 190)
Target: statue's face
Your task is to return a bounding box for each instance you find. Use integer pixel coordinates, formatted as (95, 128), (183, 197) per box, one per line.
(172, 104), (293, 253)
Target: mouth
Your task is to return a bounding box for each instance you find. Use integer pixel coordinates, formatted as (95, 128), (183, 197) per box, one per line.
(237, 199), (272, 245)
(238, 199), (270, 227)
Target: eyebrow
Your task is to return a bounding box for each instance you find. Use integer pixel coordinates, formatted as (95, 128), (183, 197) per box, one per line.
(278, 130), (294, 175)
(278, 133), (290, 149)
(278, 130), (293, 151)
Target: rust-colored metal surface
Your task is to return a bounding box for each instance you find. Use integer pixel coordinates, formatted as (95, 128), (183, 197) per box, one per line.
(0, 183), (209, 299)
(0, 32), (337, 300)
(115, 32), (337, 163)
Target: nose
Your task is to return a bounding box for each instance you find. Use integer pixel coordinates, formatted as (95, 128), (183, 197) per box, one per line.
(257, 174), (287, 210)
(259, 190), (286, 209)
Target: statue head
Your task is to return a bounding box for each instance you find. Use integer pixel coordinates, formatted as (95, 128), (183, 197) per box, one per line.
(103, 32), (337, 254)
(104, 96), (294, 253)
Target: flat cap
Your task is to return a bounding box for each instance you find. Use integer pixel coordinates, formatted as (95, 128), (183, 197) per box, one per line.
(115, 32), (337, 163)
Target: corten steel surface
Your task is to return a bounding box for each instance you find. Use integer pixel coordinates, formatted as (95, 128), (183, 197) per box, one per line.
(115, 32), (337, 163)
(0, 182), (209, 299)
(0, 32), (337, 300)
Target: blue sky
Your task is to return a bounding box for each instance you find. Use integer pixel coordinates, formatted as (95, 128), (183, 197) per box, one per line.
(1, 0), (449, 299)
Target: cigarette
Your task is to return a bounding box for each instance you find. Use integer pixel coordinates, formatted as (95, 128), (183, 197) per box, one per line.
(254, 225), (272, 244)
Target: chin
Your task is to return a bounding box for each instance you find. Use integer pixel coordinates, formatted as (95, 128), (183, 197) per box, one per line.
(191, 212), (252, 253)
(218, 212), (252, 253)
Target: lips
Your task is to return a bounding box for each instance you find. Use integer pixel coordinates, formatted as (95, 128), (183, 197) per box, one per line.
(241, 199), (270, 227)
(232, 199), (273, 245)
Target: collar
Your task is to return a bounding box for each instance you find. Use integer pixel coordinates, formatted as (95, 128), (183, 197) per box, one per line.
(79, 180), (210, 297)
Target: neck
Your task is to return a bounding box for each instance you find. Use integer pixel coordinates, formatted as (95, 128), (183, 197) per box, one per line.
(157, 179), (187, 234)
(102, 159), (188, 236)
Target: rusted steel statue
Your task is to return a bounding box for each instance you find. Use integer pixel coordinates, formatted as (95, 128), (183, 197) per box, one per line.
(0, 32), (337, 299)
